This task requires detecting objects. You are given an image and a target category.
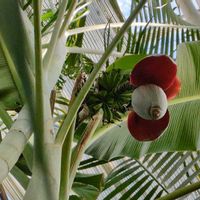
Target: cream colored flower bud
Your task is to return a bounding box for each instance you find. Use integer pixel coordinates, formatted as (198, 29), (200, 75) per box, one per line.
(131, 84), (168, 120)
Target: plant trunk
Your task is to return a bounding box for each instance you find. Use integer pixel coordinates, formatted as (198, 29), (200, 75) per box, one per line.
(24, 143), (62, 200)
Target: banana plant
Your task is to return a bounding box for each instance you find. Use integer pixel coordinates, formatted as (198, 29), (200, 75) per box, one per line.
(1, 0), (200, 200)
(0, 0), (148, 199)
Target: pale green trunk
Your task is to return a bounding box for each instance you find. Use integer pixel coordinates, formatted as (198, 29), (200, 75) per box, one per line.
(24, 144), (62, 200)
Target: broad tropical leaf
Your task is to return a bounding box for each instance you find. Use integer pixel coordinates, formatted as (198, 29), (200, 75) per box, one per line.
(106, 54), (146, 73)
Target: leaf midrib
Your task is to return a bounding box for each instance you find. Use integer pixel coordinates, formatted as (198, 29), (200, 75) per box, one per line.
(169, 95), (200, 106)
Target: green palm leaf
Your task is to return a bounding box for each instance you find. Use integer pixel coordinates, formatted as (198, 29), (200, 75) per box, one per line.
(99, 151), (200, 199)
(76, 150), (200, 199)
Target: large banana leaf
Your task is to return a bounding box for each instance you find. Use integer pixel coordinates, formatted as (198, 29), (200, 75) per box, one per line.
(86, 41), (200, 160)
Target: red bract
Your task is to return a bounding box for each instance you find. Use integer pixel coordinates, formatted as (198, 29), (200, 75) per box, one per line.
(130, 55), (177, 90)
(165, 77), (181, 100)
(128, 55), (181, 141)
(128, 111), (169, 141)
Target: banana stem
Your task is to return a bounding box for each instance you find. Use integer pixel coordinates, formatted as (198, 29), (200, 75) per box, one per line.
(157, 181), (200, 200)
(59, 73), (85, 200)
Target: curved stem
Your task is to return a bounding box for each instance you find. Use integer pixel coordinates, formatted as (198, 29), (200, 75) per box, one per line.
(157, 181), (200, 200)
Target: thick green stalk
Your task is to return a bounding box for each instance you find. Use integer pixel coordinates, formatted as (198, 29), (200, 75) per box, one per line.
(59, 120), (76, 200)
(26, 1), (54, 200)
(59, 73), (85, 200)
(69, 111), (103, 189)
(24, 143), (62, 200)
(33, 0), (44, 157)
(55, 0), (147, 145)
(157, 181), (200, 200)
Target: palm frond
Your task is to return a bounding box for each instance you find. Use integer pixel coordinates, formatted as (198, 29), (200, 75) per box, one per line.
(78, 151), (200, 200)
